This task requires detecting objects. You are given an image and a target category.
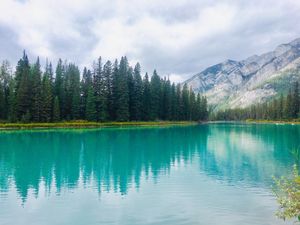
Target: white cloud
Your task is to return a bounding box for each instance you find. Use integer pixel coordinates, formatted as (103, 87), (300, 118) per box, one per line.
(0, 0), (299, 82)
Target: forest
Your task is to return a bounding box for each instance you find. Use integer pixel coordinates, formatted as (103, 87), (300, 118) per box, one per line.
(212, 81), (300, 121)
(0, 52), (208, 123)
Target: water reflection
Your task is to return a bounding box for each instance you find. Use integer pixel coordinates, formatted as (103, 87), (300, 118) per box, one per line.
(200, 124), (297, 186)
(0, 124), (298, 203)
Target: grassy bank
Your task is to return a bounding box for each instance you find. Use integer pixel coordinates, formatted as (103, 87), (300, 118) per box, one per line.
(207, 120), (300, 125)
(245, 119), (300, 124)
(0, 121), (198, 130)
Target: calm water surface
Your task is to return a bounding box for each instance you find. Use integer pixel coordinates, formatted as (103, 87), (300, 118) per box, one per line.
(0, 123), (299, 225)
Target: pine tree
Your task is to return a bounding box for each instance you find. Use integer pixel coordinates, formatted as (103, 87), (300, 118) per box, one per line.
(285, 89), (293, 119)
(114, 57), (129, 121)
(54, 59), (65, 119)
(111, 59), (119, 120)
(64, 64), (80, 120)
(71, 65), (80, 120)
(0, 53), (207, 123)
(176, 84), (183, 120)
(181, 83), (189, 120)
(85, 86), (97, 121)
(7, 79), (16, 122)
(142, 73), (151, 121)
(278, 94), (284, 120)
(133, 63), (143, 120)
(189, 88), (196, 120)
(53, 96), (60, 122)
(21, 110), (31, 123)
(93, 57), (107, 121)
(170, 83), (178, 120)
(292, 81), (300, 118)
(41, 62), (53, 122)
(195, 93), (202, 121)
(103, 60), (113, 120)
(31, 57), (43, 122)
(0, 60), (12, 120)
(15, 51), (31, 121)
(200, 96), (208, 120)
(81, 67), (92, 118)
(270, 99), (278, 120)
(161, 78), (172, 120)
(0, 82), (4, 120)
(150, 70), (161, 120)
(128, 67), (135, 120)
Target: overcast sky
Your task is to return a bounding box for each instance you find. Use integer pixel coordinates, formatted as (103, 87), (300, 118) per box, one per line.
(0, 0), (300, 82)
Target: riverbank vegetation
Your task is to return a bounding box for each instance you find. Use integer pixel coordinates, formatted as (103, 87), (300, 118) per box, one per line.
(0, 52), (208, 124)
(212, 82), (300, 121)
(0, 121), (197, 129)
(274, 166), (300, 223)
(273, 148), (300, 223)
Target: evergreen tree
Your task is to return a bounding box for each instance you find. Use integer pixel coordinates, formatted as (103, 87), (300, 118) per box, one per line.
(41, 62), (53, 122)
(111, 59), (119, 120)
(127, 67), (135, 120)
(195, 93), (202, 121)
(93, 57), (107, 121)
(200, 96), (208, 120)
(292, 81), (300, 118)
(15, 51), (31, 121)
(285, 89), (293, 119)
(271, 99), (278, 120)
(161, 78), (172, 120)
(54, 59), (65, 119)
(31, 58), (43, 121)
(53, 96), (60, 122)
(170, 83), (178, 120)
(64, 64), (80, 120)
(71, 65), (80, 120)
(278, 94), (284, 119)
(103, 60), (113, 120)
(181, 83), (190, 120)
(142, 73), (151, 121)
(85, 86), (97, 121)
(81, 67), (92, 118)
(189, 88), (196, 120)
(5, 78), (16, 122)
(0, 60), (11, 119)
(150, 70), (161, 120)
(0, 53), (208, 123)
(114, 57), (129, 121)
(176, 84), (183, 120)
(131, 63), (143, 121)
(0, 82), (4, 120)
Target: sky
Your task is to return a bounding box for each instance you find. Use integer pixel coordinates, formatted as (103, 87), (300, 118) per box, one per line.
(0, 0), (300, 83)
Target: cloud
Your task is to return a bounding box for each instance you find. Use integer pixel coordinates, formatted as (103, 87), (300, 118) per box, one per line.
(0, 0), (299, 82)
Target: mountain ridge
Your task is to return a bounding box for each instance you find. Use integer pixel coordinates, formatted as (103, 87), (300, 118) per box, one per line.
(184, 38), (300, 109)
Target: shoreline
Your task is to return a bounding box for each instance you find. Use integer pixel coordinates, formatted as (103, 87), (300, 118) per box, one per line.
(207, 120), (300, 125)
(245, 119), (300, 125)
(1, 120), (298, 130)
(0, 121), (198, 130)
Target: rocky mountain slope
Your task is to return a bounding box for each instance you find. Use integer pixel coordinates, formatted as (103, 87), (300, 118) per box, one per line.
(184, 38), (300, 109)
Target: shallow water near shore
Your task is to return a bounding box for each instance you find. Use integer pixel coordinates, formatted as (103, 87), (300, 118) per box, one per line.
(0, 123), (298, 225)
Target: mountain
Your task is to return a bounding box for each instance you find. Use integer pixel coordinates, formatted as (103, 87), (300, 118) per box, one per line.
(184, 38), (300, 110)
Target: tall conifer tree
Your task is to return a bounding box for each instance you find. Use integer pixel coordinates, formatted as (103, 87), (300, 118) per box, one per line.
(150, 70), (161, 120)
(142, 73), (151, 121)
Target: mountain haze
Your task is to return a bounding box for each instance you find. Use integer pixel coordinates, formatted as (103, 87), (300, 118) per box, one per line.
(184, 38), (300, 109)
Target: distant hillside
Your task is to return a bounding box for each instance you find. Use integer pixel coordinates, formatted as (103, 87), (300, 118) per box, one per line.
(184, 38), (300, 109)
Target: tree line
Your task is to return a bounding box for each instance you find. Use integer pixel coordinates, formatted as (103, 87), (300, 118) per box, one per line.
(0, 52), (208, 123)
(212, 82), (300, 121)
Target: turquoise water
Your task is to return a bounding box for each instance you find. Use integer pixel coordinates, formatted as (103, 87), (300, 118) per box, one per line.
(0, 123), (299, 225)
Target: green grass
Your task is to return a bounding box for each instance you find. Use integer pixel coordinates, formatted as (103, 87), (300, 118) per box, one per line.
(0, 121), (198, 130)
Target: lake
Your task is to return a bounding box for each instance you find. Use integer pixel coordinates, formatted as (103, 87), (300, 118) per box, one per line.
(0, 123), (298, 225)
